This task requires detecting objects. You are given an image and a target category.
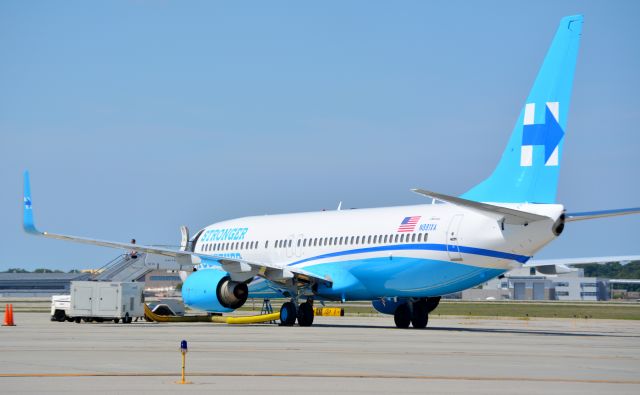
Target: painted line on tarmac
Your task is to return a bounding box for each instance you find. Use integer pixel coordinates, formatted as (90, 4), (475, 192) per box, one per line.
(0, 372), (639, 385)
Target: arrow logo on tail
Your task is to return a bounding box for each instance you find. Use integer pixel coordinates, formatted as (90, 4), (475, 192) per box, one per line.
(521, 102), (564, 167)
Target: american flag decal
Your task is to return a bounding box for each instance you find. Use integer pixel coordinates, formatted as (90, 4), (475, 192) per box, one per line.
(397, 216), (421, 232)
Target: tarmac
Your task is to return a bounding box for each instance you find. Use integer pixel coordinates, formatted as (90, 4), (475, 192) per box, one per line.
(1, 313), (639, 394)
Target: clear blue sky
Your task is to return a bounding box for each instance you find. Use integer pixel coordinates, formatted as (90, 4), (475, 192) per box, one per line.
(1, 1), (639, 271)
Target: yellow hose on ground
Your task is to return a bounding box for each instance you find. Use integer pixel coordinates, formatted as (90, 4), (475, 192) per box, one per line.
(144, 304), (280, 324)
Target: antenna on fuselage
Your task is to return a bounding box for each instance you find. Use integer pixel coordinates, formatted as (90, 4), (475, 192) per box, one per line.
(337, 201), (342, 211)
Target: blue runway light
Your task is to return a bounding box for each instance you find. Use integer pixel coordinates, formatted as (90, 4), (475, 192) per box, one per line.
(180, 340), (188, 353)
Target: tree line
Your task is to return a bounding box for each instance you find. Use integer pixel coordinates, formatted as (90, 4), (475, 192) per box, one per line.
(2, 268), (81, 273)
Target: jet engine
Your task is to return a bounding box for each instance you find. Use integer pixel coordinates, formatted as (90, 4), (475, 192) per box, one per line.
(182, 269), (248, 313)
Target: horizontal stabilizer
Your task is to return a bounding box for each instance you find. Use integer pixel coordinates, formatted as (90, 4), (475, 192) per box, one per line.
(524, 254), (640, 275)
(566, 207), (640, 222)
(411, 188), (550, 225)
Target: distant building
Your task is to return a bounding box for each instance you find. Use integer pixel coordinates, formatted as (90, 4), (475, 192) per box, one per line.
(462, 268), (611, 301)
(0, 272), (91, 297)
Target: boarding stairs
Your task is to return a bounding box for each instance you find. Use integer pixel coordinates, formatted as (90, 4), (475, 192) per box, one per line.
(93, 252), (187, 282)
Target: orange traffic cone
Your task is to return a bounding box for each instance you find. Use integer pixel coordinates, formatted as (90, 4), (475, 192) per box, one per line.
(3, 303), (15, 326)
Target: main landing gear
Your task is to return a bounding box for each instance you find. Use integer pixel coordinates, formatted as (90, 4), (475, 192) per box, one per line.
(279, 300), (314, 327)
(393, 297), (440, 329)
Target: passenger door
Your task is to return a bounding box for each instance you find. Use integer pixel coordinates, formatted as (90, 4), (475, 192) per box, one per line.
(446, 214), (464, 261)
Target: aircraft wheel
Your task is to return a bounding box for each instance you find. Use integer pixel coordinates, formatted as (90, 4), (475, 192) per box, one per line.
(297, 302), (314, 327)
(411, 300), (428, 329)
(394, 304), (411, 328)
(280, 302), (297, 326)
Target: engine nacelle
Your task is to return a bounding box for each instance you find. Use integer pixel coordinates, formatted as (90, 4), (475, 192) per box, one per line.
(182, 269), (248, 313)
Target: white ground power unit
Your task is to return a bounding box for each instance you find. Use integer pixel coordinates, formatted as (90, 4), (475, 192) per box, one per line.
(67, 281), (145, 323)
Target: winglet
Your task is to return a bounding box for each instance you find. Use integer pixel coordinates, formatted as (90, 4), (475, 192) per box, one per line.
(23, 171), (40, 235)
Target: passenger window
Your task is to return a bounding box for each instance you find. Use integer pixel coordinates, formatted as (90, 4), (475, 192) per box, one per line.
(382, 235), (387, 243)
(425, 233), (428, 242)
(412, 234), (416, 242)
(367, 235), (372, 244)
(355, 236), (360, 244)
(394, 234), (399, 243)
(265, 240), (269, 249)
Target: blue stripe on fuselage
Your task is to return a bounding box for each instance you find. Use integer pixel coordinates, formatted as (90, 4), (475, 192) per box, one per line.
(287, 243), (530, 268)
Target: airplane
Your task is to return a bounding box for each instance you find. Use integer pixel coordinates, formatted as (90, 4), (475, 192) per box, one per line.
(22, 14), (640, 328)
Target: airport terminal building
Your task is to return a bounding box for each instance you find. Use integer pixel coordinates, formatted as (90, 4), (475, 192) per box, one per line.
(462, 268), (611, 301)
(0, 272), (91, 297)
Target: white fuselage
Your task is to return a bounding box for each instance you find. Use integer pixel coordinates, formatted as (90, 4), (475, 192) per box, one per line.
(192, 202), (564, 299)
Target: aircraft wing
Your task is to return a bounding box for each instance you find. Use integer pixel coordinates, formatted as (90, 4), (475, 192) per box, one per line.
(22, 171), (331, 288)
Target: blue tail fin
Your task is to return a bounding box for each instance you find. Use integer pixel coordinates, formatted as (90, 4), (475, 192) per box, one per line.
(462, 15), (583, 203)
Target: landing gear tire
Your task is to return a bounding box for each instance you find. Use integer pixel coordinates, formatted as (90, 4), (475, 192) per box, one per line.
(411, 300), (428, 329)
(297, 302), (314, 327)
(279, 302), (297, 326)
(394, 304), (411, 329)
